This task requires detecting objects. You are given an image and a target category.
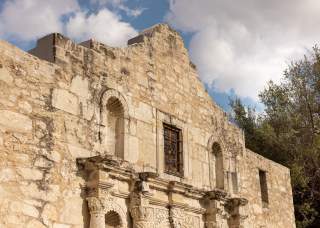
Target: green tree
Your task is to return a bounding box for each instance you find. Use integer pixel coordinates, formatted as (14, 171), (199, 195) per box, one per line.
(230, 47), (320, 227)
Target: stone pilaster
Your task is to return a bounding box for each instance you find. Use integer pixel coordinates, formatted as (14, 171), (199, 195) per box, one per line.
(130, 203), (154, 228)
(203, 190), (228, 228)
(204, 201), (225, 228)
(129, 172), (157, 228)
(87, 197), (106, 228)
(85, 169), (115, 228)
(225, 197), (248, 228)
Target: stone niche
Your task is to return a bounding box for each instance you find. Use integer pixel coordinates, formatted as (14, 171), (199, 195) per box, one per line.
(99, 89), (130, 160)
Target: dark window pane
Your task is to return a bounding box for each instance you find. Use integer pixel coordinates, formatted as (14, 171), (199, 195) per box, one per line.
(259, 170), (269, 207)
(163, 123), (183, 176)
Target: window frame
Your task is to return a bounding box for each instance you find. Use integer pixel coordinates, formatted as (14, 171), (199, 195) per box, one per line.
(259, 169), (269, 208)
(163, 123), (184, 177)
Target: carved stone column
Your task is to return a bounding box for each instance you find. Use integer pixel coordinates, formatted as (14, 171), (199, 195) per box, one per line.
(226, 197), (248, 228)
(87, 197), (106, 228)
(130, 202), (154, 228)
(85, 169), (115, 228)
(129, 172), (157, 228)
(203, 190), (228, 228)
(205, 201), (225, 228)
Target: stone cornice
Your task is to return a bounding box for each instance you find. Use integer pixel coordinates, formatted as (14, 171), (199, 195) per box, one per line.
(77, 156), (247, 211)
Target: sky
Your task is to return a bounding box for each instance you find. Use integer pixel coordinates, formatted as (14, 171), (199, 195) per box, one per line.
(1, 0), (319, 112)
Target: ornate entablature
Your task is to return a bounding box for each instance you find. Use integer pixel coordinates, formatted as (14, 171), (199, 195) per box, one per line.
(77, 155), (248, 228)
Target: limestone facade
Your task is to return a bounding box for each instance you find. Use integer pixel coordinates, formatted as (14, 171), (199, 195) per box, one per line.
(0, 24), (295, 228)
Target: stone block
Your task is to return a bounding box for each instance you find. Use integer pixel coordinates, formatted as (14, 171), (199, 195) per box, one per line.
(16, 167), (43, 180)
(10, 201), (39, 218)
(135, 102), (153, 123)
(20, 183), (59, 202)
(59, 197), (83, 224)
(67, 144), (91, 158)
(52, 89), (79, 115)
(0, 110), (32, 133)
(70, 75), (90, 99)
(0, 67), (14, 85)
(53, 223), (71, 228)
(41, 203), (58, 225)
(26, 219), (46, 228)
(127, 135), (139, 163)
(0, 168), (16, 182)
(18, 101), (33, 114)
(81, 101), (94, 121)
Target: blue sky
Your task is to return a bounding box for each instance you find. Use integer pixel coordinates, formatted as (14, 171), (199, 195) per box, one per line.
(1, 0), (318, 112)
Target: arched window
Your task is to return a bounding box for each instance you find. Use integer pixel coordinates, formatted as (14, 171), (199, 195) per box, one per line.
(105, 97), (125, 158)
(105, 211), (121, 228)
(212, 142), (224, 189)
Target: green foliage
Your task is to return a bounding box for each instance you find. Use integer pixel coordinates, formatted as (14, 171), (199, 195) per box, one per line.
(230, 47), (320, 228)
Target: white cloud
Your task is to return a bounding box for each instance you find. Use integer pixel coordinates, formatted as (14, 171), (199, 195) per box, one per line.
(166, 0), (320, 100)
(65, 9), (138, 46)
(0, 0), (138, 48)
(90, 0), (145, 17)
(0, 0), (79, 41)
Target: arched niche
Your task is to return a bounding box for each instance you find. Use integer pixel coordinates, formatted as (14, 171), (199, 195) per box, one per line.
(105, 211), (122, 228)
(100, 89), (129, 160)
(207, 136), (226, 190)
(212, 142), (224, 190)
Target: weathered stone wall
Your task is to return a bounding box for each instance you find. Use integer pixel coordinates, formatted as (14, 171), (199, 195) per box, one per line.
(239, 149), (296, 227)
(0, 40), (89, 228)
(0, 23), (295, 227)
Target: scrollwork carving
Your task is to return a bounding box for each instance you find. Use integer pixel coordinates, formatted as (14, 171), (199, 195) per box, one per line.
(169, 208), (200, 228)
(87, 197), (106, 213)
(130, 206), (154, 220)
(154, 208), (170, 227)
(130, 206), (155, 228)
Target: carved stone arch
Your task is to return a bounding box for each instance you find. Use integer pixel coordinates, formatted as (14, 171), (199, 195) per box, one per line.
(87, 197), (128, 228)
(99, 89), (130, 160)
(104, 200), (128, 228)
(100, 89), (129, 119)
(207, 135), (226, 154)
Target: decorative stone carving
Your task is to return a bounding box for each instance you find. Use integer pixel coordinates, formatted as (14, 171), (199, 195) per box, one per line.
(169, 207), (200, 228)
(203, 190), (229, 228)
(87, 197), (106, 213)
(87, 196), (127, 228)
(130, 186), (154, 228)
(129, 173), (159, 228)
(100, 89), (129, 119)
(225, 197), (248, 228)
(130, 206), (154, 228)
(154, 208), (170, 227)
(204, 201), (226, 228)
